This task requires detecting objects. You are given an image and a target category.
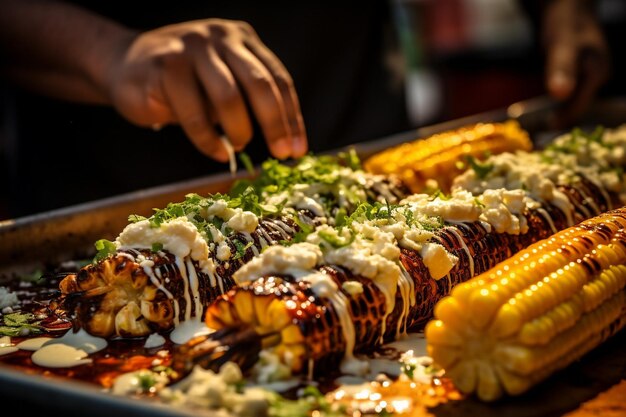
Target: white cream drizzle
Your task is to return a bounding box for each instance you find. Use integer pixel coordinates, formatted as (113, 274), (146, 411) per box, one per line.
(31, 344), (92, 368)
(16, 337), (52, 351)
(169, 318), (215, 345)
(0, 336), (17, 356)
(42, 328), (108, 354)
(144, 333), (166, 348)
(445, 226), (474, 278)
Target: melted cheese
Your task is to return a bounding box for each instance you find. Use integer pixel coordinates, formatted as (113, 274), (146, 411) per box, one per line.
(233, 243), (323, 285)
(116, 217), (211, 271)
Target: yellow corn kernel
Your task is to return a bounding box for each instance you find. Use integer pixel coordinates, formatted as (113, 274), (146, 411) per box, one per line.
(424, 318), (463, 346)
(426, 207), (626, 401)
(232, 290), (258, 325)
(363, 120), (532, 193)
(266, 299), (292, 330)
(281, 324), (305, 345)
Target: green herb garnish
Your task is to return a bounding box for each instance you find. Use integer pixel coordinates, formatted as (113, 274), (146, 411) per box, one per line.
(231, 240), (254, 260)
(239, 152), (256, 175)
(128, 214), (147, 223)
(151, 242), (163, 253)
(401, 362), (416, 379)
(465, 155), (494, 179)
(0, 312), (43, 337)
(93, 239), (117, 263)
(268, 386), (347, 417)
(138, 372), (157, 391)
(318, 229), (355, 248)
(338, 147), (362, 171)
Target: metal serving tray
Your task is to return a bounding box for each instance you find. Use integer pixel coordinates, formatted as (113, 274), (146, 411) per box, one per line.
(2, 95), (626, 417)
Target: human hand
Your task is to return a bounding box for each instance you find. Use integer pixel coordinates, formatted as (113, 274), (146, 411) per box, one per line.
(542, 0), (610, 128)
(106, 19), (307, 162)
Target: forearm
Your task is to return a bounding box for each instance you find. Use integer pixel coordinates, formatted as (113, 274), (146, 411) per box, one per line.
(0, 0), (136, 104)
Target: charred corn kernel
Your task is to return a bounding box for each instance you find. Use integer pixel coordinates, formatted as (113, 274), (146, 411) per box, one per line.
(232, 291), (257, 325)
(281, 324), (305, 344)
(116, 302), (150, 336)
(266, 299), (291, 330)
(426, 207), (626, 401)
(363, 120), (532, 193)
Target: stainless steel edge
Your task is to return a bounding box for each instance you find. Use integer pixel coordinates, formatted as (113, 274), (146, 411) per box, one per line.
(0, 170), (252, 276)
(0, 365), (205, 417)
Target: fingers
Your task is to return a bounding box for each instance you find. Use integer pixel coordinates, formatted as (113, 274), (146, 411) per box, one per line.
(245, 38), (308, 158)
(554, 50), (609, 128)
(221, 42), (294, 160)
(184, 33), (253, 152)
(160, 53), (229, 162)
(133, 20), (306, 162)
(546, 40), (577, 101)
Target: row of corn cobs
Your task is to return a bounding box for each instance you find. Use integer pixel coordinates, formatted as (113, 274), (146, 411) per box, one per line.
(181, 121), (626, 402)
(365, 120), (626, 401)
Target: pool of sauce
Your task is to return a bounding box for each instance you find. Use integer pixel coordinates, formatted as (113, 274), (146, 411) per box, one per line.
(0, 268), (172, 389)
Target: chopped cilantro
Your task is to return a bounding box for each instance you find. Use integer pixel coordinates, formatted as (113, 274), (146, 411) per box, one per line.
(20, 269), (44, 283)
(93, 239), (117, 263)
(231, 240), (254, 260)
(338, 147), (362, 171)
(233, 380), (246, 394)
(431, 189), (450, 200)
(151, 242), (163, 253)
(334, 207), (348, 228)
(128, 214), (147, 223)
(268, 386), (347, 417)
(465, 155), (494, 179)
(318, 229), (355, 248)
(137, 372), (157, 391)
(0, 312), (43, 337)
(287, 216), (315, 244)
(401, 362), (417, 379)
(238, 152), (256, 175)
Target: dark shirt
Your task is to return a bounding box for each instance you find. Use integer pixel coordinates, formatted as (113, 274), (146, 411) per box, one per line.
(0, 1), (411, 218)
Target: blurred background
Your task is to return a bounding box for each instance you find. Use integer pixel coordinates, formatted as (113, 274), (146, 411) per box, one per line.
(1, 0), (626, 219)
(395, 0), (626, 126)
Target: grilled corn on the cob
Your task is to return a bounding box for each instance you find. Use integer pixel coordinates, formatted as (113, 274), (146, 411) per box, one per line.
(363, 120), (533, 193)
(172, 179), (613, 379)
(55, 156), (410, 338)
(426, 206), (626, 401)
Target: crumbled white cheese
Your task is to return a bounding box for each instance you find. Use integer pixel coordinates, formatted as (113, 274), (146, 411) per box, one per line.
(233, 243), (323, 285)
(116, 217), (211, 272)
(449, 141), (615, 226)
(112, 369), (169, 396)
(478, 189), (528, 235)
(227, 211), (259, 234)
(420, 242), (458, 280)
(401, 190), (482, 223)
(342, 281), (364, 296)
(0, 287), (18, 309)
(160, 362), (272, 417)
(310, 224), (401, 312)
(216, 241), (232, 261)
(206, 199), (236, 220)
(399, 350), (444, 384)
(251, 350), (293, 383)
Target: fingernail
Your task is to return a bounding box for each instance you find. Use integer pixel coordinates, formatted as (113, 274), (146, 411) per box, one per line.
(272, 137), (291, 160)
(292, 136), (308, 158)
(549, 71), (574, 99)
